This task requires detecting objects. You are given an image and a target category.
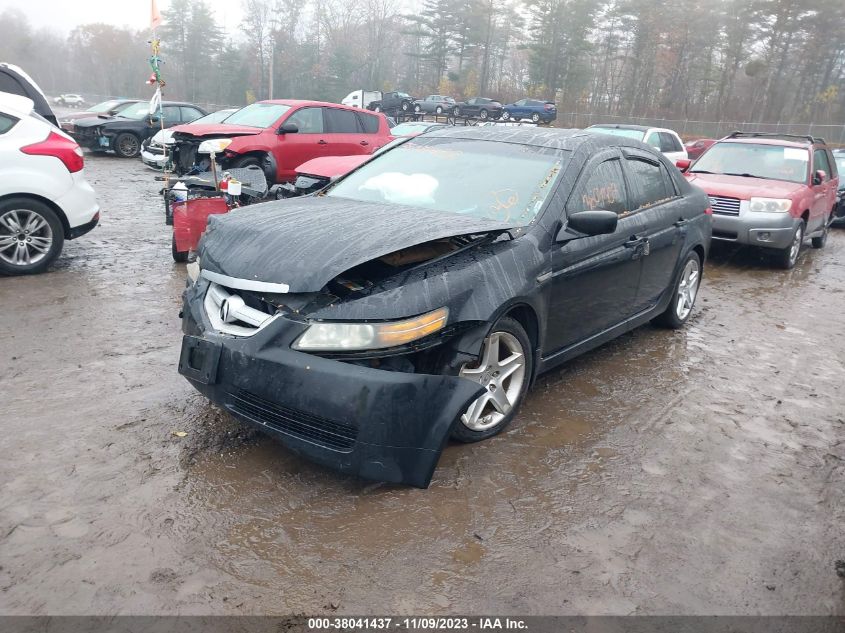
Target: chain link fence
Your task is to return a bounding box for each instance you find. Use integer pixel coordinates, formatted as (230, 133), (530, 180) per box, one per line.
(556, 112), (845, 145)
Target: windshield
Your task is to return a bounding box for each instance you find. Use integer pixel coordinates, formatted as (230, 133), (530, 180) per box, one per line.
(587, 126), (645, 140)
(223, 102), (291, 128)
(88, 100), (120, 113)
(118, 102), (152, 120)
(191, 109), (235, 125)
(691, 142), (809, 184)
(835, 155), (845, 187)
(327, 137), (568, 226)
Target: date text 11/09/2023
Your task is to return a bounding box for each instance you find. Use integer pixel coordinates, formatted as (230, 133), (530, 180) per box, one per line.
(308, 617), (529, 630)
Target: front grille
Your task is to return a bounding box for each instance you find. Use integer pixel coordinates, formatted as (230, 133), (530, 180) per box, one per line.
(709, 195), (741, 216)
(229, 388), (357, 452)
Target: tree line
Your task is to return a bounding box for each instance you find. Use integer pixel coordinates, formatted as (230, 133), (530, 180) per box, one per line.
(1, 0), (843, 126)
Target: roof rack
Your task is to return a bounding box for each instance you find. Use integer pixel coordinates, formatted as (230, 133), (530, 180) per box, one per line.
(724, 131), (827, 145)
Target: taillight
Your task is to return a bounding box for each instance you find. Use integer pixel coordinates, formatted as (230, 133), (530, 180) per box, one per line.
(21, 131), (84, 173)
(704, 206), (713, 215)
(544, 103), (554, 110)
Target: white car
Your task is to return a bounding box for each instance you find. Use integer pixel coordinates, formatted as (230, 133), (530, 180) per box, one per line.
(140, 107), (237, 170)
(585, 124), (688, 162)
(54, 94), (85, 107)
(0, 92), (99, 275)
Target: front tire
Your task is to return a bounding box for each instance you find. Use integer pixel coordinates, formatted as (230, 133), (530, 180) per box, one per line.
(479, 109), (489, 120)
(0, 198), (64, 275)
(500, 111), (510, 121)
(401, 101), (410, 112)
(775, 221), (804, 269)
(414, 104), (421, 113)
(652, 251), (701, 329)
(531, 113), (540, 123)
(451, 317), (532, 442)
(114, 132), (141, 158)
(435, 106), (443, 115)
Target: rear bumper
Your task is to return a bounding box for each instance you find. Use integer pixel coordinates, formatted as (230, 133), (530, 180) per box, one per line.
(56, 172), (99, 234)
(179, 281), (482, 487)
(711, 208), (799, 250)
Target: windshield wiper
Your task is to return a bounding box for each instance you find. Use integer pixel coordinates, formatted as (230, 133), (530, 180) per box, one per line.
(723, 172), (764, 179)
(688, 169), (717, 174)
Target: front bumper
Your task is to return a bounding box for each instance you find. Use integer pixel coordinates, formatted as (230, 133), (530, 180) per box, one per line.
(141, 146), (167, 170)
(711, 204), (799, 250)
(178, 281), (483, 487)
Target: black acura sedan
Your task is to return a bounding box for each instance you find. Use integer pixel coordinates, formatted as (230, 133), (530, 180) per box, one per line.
(179, 127), (711, 487)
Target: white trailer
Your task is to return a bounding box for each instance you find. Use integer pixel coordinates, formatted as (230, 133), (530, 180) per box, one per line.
(341, 90), (381, 109)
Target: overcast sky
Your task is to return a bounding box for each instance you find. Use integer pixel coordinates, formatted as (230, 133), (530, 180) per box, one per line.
(0, 0), (245, 36)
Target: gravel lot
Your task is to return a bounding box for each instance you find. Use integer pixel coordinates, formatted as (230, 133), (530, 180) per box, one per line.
(1, 152), (843, 615)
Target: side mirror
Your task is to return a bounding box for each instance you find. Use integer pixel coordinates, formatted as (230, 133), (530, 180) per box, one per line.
(813, 169), (826, 185)
(675, 158), (691, 172)
(557, 210), (618, 241)
(279, 122), (299, 134)
(150, 115), (161, 123)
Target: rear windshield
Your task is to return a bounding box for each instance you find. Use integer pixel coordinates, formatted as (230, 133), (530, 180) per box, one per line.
(690, 142), (809, 184)
(587, 126), (645, 140)
(223, 103), (291, 128)
(327, 137), (568, 226)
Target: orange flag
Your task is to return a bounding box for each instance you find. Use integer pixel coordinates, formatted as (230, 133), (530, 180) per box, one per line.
(151, 0), (162, 30)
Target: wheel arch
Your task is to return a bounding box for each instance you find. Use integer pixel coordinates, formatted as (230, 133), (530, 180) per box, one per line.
(0, 192), (71, 237)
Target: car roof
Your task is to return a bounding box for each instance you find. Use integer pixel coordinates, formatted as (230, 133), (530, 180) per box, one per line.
(260, 99), (361, 108)
(422, 125), (636, 150)
(589, 123), (651, 132)
(716, 137), (814, 149)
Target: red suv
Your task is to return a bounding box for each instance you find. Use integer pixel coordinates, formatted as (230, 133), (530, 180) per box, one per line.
(677, 132), (839, 268)
(168, 100), (393, 185)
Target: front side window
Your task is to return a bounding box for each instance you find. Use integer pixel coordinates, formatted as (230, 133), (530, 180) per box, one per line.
(286, 107), (324, 133)
(813, 149), (832, 181)
(645, 132), (661, 150)
(659, 132), (682, 152)
(161, 105), (181, 122)
(571, 158), (628, 216)
(833, 154), (845, 180)
(327, 137), (568, 226)
(181, 107), (203, 123)
(224, 102), (291, 128)
(690, 142), (809, 184)
(626, 158), (671, 211)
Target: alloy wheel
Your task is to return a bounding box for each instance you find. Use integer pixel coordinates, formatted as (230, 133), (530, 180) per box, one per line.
(675, 257), (700, 320)
(788, 224), (803, 265)
(0, 209), (54, 267)
(458, 331), (526, 431)
(118, 134), (140, 157)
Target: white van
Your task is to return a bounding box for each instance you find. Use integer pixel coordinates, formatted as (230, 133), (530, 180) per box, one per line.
(341, 90), (381, 109)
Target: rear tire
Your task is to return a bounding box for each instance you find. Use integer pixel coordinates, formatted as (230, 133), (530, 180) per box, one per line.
(652, 251), (701, 329)
(401, 101), (410, 112)
(0, 198), (65, 275)
(480, 109), (489, 120)
(500, 111), (510, 121)
(171, 233), (188, 263)
(531, 113), (540, 123)
(435, 106), (443, 115)
(774, 221), (804, 269)
(450, 317), (533, 443)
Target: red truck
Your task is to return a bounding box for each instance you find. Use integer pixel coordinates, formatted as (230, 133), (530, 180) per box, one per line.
(167, 100), (393, 186)
(676, 132), (839, 269)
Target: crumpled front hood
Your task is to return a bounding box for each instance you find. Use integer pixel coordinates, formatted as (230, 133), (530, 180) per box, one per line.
(172, 123), (263, 138)
(199, 196), (516, 292)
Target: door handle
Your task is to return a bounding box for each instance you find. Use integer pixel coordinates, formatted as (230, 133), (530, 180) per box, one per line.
(318, 139), (328, 145)
(360, 140), (369, 146)
(674, 218), (689, 227)
(624, 235), (644, 248)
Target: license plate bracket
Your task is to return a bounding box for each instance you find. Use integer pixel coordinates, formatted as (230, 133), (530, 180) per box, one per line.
(178, 336), (221, 385)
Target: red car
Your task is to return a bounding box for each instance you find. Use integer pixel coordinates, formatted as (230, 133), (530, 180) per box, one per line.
(684, 138), (715, 160)
(168, 100), (393, 185)
(677, 132), (839, 268)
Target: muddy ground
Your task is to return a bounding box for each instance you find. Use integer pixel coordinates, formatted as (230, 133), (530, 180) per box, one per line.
(1, 151), (843, 616)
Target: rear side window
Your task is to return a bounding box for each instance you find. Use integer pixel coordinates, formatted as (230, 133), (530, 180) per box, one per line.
(161, 105), (181, 122)
(659, 132), (682, 153)
(324, 108), (361, 133)
(645, 132), (661, 150)
(626, 158), (671, 211)
(814, 149), (832, 181)
(0, 112), (19, 134)
(286, 107), (324, 133)
(181, 107), (203, 122)
(572, 158), (628, 216)
(357, 112), (380, 134)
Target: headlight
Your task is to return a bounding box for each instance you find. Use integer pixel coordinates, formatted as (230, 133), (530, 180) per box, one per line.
(293, 307), (449, 352)
(198, 138), (233, 154)
(186, 259), (200, 284)
(749, 197), (792, 213)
